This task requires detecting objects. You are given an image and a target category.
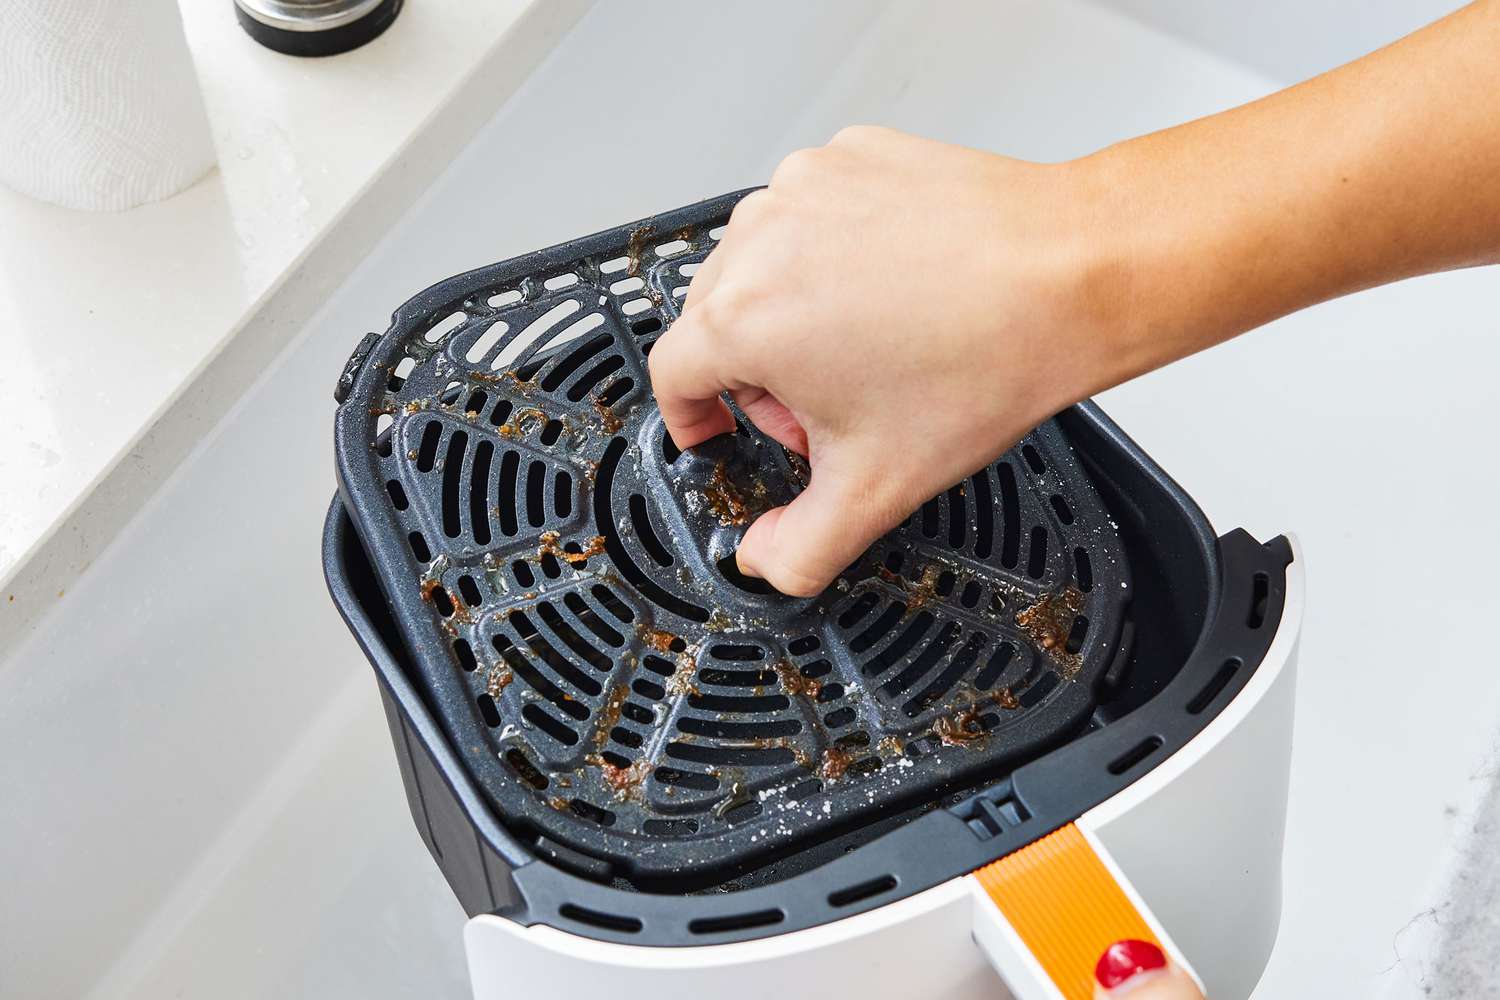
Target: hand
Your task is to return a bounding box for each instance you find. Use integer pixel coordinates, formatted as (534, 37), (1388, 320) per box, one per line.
(1094, 940), (1205, 999)
(649, 126), (1118, 596)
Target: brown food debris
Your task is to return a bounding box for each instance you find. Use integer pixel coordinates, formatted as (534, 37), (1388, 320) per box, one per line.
(538, 530), (606, 565)
(496, 406), (548, 440)
(902, 565), (941, 616)
(591, 392), (623, 434)
(773, 660), (821, 699)
(819, 747), (854, 781)
(700, 462), (752, 527)
(933, 704), (986, 747)
(997, 687), (1020, 710)
(625, 225), (655, 278)
(487, 665), (513, 699)
(877, 735), (905, 758)
(638, 625), (682, 654)
(589, 753), (651, 802)
(547, 796), (570, 812)
(419, 578), (471, 624)
(1015, 586), (1086, 676)
(593, 685), (628, 748)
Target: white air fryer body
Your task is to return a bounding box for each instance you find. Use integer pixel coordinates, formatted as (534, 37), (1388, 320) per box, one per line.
(464, 539), (1304, 1000)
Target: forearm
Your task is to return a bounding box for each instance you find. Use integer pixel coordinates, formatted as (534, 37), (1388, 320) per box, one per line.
(1074, 0), (1500, 390)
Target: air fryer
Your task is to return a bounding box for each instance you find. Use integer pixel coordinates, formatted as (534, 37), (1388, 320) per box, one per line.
(323, 191), (1303, 1000)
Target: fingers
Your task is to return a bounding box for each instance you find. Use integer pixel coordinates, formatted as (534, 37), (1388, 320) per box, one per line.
(735, 466), (898, 597)
(1092, 940), (1204, 1000)
(732, 388), (808, 457)
(647, 307), (737, 450)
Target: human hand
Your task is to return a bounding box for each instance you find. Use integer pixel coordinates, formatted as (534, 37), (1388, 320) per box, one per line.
(1094, 940), (1204, 999)
(649, 126), (1119, 596)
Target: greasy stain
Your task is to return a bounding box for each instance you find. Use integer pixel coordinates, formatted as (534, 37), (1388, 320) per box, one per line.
(1015, 585), (1086, 676)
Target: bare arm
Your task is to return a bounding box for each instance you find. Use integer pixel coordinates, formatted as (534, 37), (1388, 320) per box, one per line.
(650, 1), (1500, 597)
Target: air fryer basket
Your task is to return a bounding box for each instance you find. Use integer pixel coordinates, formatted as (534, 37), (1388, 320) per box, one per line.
(325, 193), (1292, 945)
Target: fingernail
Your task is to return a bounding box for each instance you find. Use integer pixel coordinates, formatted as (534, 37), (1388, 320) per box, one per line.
(1094, 939), (1167, 991)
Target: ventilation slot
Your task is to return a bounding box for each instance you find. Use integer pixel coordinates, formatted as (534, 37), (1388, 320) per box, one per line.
(677, 717), (801, 739)
(1026, 526), (1048, 579)
(441, 430), (469, 538)
(997, 462), (1020, 568)
(385, 480), (408, 510)
(1073, 547), (1093, 592)
(522, 703), (580, 745)
(665, 743), (795, 767)
(947, 484), (967, 548)
(881, 620), (961, 698)
(654, 767), (719, 791)
(559, 904), (640, 933)
(565, 592), (625, 646)
(1108, 735), (1163, 775)
(862, 612), (935, 678)
(829, 874), (898, 908)
(465, 318), (508, 364)
(415, 420), (441, 472)
(469, 441), (494, 544)
(493, 299), (581, 370)
(849, 601), (905, 654)
(643, 818), (698, 836)
(408, 531), (431, 562)
(688, 910), (784, 935)
(971, 471), (994, 557)
(1248, 572), (1269, 629)
(594, 437), (709, 622)
(505, 748), (548, 789)
(477, 693), (502, 727)
(539, 333), (611, 392)
(567, 354), (626, 402)
(974, 641), (1016, 690)
(689, 693), (788, 714)
(630, 494), (674, 566)
(497, 450), (519, 536)
(1187, 657), (1243, 714)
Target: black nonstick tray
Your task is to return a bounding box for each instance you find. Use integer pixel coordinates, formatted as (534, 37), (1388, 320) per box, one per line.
(330, 191), (1133, 885)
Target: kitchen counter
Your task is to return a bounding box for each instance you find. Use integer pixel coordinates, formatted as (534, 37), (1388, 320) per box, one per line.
(1, 2), (1492, 998)
(0, 0), (591, 651)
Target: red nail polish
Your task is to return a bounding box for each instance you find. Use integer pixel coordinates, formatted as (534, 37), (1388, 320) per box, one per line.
(1094, 939), (1167, 991)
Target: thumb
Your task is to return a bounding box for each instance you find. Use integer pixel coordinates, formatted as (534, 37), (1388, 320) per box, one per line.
(734, 469), (896, 598)
(1093, 940), (1205, 1000)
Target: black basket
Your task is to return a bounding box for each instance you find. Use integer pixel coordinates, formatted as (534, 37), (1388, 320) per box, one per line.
(324, 194), (1292, 945)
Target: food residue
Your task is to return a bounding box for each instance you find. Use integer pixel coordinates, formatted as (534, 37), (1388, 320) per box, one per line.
(591, 392), (623, 434)
(773, 660), (821, 699)
(538, 530), (606, 565)
(933, 704), (986, 747)
(819, 746), (854, 781)
(700, 462), (751, 526)
(593, 685), (628, 748)
(594, 757), (652, 802)
(487, 665), (513, 699)
(1015, 585), (1086, 676)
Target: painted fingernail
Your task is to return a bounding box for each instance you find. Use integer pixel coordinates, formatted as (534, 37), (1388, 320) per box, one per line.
(1094, 939), (1167, 991)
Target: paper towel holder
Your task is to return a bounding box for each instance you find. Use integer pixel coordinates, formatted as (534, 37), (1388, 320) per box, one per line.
(234, 0), (402, 57)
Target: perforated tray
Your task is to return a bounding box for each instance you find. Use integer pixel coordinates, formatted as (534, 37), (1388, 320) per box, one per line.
(333, 191), (1131, 883)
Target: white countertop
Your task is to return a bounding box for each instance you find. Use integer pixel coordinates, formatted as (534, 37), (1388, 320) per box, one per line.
(0, 0), (589, 637)
(1, 2), (1495, 998)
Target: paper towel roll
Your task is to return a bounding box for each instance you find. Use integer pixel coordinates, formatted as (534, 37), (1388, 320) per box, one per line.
(0, 0), (217, 211)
